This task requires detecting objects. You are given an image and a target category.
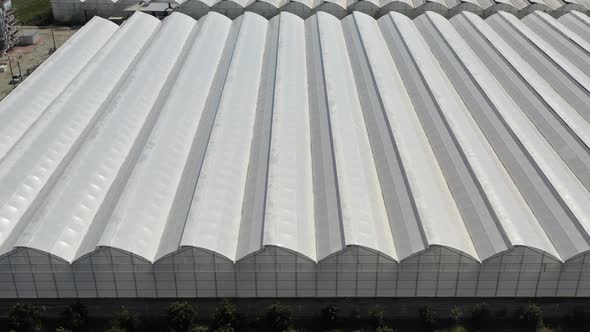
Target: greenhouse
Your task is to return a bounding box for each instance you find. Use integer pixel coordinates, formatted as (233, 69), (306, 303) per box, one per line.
(52, 0), (590, 23)
(0, 10), (590, 298)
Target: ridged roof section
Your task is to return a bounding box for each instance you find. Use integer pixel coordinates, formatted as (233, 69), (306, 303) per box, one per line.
(0, 10), (589, 264)
(174, 0), (590, 20)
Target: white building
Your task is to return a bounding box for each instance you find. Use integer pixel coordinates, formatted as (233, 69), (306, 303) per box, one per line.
(1, 10), (590, 298)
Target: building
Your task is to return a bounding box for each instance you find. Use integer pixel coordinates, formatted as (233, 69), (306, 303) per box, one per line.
(51, 0), (590, 23)
(0, 10), (590, 298)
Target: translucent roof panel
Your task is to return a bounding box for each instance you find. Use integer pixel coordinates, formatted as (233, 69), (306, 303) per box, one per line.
(0, 11), (589, 266)
(52, 0), (590, 22)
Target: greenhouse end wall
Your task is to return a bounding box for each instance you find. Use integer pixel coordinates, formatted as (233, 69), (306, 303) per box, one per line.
(1, 246), (589, 298)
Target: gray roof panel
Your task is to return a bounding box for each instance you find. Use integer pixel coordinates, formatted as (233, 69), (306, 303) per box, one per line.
(1, 11), (589, 265)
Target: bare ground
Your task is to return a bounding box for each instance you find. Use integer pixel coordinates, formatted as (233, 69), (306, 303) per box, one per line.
(0, 25), (79, 100)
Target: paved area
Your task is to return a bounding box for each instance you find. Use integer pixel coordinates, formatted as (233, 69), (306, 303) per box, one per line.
(0, 25), (78, 100)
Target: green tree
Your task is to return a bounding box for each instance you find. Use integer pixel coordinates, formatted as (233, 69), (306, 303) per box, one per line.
(59, 302), (88, 332)
(368, 305), (385, 328)
(564, 307), (587, 331)
(55, 328), (72, 332)
(211, 299), (239, 331)
(105, 327), (126, 332)
(191, 326), (209, 332)
(167, 301), (197, 332)
(8, 303), (43, 332)
(376, 327), (397, 332)
(449, 306), (463, 327)
(265, 303), (293, 332)
(213, 327), (234, 332)
(320, 305), (338, 329)
(109, 306), (141, 332)
(471, 303), (491, 331)
(418, 306), (436, 332)
(518, 304), (544, 331)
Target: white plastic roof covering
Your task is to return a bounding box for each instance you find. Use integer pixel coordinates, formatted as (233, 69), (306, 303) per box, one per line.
(0, 10), (589, 265)
(51, 0), (590, 23)
(172, 0), (590, 19)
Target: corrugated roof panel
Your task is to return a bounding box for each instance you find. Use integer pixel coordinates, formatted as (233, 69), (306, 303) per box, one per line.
(461, 13), (590, 159)
(0, 17), (117, 163)
(452, 11), (590, 255)
(261, 13), (317, 261)
(180, 13), (269, 261)
(382, 12), (496, 260)
(558, 11), (590, 43)
(419, 12), (590, 260)
(0, 13), (159, 256)
(316, 13), (396, 260)
(347, 12), (472, 261)
(389, 14), (559, 257)
(15, 13), (194, 262)
(233, 15), (276, 260)
(523, 12), (590, 78)
(343, 12), (428, 259)
(487, 13), (590, 126)
(54, 0), (590, 24)
(305, 13), (345, 260)
(0, 11), (589, 271)
(158, 14), (240, 261)
(291, 0), (323, 10)
(492, 12), (590, 94)
(96, 13), (225, 263)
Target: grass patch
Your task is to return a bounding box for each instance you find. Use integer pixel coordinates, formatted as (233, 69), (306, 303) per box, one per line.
(13, 0), (53, 25)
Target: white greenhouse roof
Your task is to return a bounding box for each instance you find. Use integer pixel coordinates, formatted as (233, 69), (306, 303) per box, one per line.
(1, 10), (590, 266)
(173, 0), (590, 19)
(51, 0), (590, 22)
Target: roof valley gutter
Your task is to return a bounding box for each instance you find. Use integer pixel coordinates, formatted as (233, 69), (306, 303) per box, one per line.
(78, 15), (204, 261)
(380, 15), (510, 259)
(0, 14), (161, 256)
(169, 15), (244, 258)
(306, 13), (347, 261)
(45, 16), (169, 262)
(20, 14), (189, 262)
(235, 14), (280, 261)
(342, 13), (406, 260)
(466, 14), (590, 153)
(420, 13), (578, 259)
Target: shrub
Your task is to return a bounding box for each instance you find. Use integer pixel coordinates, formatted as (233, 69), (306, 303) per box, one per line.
(320, 305), (338, 329)
(449, 306), (463, 327)
(105, 327), (126, 332)
(8, 303), (43, 332)
(211, 299), (239, 331)
(368, 306), (385, 328)
(110, 306), (141, 332)
(376, 326), (397, 332)
(518, 304), (543, 331)
(471, 303), (491, 331)
(437, 327), (468, 332)
(192, 326), (209, 332)
(265, 303), (293, 331)
(55, 328), (72, 332)
(168, 301), (197, 332)
(59, 302), (88, 332)
(418, 306), (436, 332)
(213, 327), (234, 332)
(564, 307), (587, 330)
